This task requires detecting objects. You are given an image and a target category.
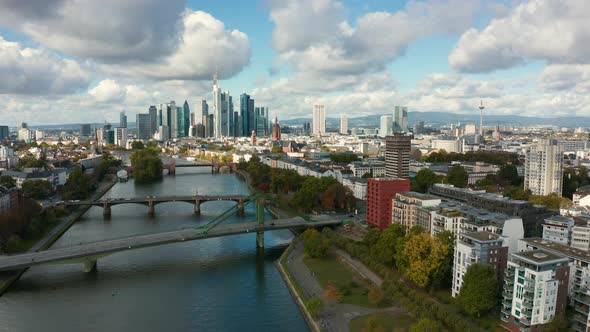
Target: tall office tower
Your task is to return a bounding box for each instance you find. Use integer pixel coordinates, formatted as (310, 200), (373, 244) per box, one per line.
(227, 94), (235, 137)
(524, 139), (564, 196)
(312, 104), (326, 135)
(219, 92), (229, 136)
(207, 114), (214, 138)
(35, 130), (44, 140)
(233, 112), (240, 137)
(385, 133), (411, 178)
(183, 101), (190, 136)
(500, 250), (569, 331)
(115, 127), (128, 147)
(212, 71), (221, 138)
(340, 114), (348, 135)
(0, 126), (9, 140)
(176, 107), (185, 138)
(303, 122), (311, 135)
(240, 93), (251, 137)
(157, 104), (164, 127)
(103, 123), (112, 132)
(95, 128), (104, 144)
(169, 101), (177, 138)
(148, 106), (157, 135)
(379, 115), (393, 137)
(393, 106), (408, 133)
(248, 98), (255, 136)
(119, 111), (127, 128)
(19, 122), (27, 129)
(412, 121), (424, 134)
(195, 100), (208, 126)
(79, 124), (91, 136)
(136, 114), (151, 140)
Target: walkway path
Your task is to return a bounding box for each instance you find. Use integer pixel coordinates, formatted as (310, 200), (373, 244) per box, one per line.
(285, 239), (404, 332)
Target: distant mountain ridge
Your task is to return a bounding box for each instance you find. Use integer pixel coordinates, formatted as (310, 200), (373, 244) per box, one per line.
(281, 112), (590, 128)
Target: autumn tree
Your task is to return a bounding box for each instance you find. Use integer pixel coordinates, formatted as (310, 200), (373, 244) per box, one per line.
(400, 233), (448, 288)
(457, 263), (498, 317)
(306, 296), (324, 319)
(367, 285), (385, 306)
(324, 282), (343, 301)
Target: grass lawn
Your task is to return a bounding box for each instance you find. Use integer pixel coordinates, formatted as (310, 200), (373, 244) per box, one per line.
(349, 312), (413, 332)
(304, 253), (382, 308)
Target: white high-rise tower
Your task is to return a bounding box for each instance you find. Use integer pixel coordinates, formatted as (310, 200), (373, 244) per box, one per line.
(478, 100), (485, 137)
(312, 105), (325, 135)
(524, 139), (563, 196)
(340, 114), (348, 135)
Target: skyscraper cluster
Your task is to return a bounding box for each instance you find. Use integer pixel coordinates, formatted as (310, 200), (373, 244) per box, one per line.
(189, 72), (270, 139)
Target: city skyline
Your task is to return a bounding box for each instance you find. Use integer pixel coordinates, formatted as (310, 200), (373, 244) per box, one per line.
(1, 0), (589, 126)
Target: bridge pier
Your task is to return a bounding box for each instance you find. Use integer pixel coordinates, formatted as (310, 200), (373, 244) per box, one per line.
(148, 201), (155, 216)
(237, 200), (244, 217)
(83, 259), (97, 273)
(103, 204), (111, 218)
(256, 232), (264, 248)
(194, 200), (201, 215)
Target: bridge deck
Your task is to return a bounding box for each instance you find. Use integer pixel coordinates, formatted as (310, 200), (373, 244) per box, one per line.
(0, 216), (342, 271)
(64, 195), (247, 205)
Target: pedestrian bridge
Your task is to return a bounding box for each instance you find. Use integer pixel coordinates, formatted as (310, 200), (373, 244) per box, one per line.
(0, 216), (342, 273)
(62, 195), (247, 217)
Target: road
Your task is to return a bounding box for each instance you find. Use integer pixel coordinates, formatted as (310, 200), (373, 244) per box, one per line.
(0, 216), (342, 272)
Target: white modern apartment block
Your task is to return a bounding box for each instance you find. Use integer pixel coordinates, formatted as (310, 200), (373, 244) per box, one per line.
(574, 186), (590, 207)
(542, 215), (575, 246)
(524, 139), (563, 196)
(452, 232), (507, 298)
(312, 104), (326, 135)
(339, 114), (348, 135)
(379, 115), (392, 137)
(392, 192), (441, 228)
(115, 127), (128, 148)
(500, 250), (569, 331)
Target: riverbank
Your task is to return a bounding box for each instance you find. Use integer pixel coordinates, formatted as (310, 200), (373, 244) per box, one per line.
(0, 175), (118, 296)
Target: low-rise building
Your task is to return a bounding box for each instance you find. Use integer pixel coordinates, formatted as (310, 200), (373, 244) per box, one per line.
(500, 250), (569, 332)
(452, 231), (508, 297)
(1, 169), (67, 189)
(392, 192), (441, 228)
(574, 186), (590, 207)
(0, 185), (18, 213)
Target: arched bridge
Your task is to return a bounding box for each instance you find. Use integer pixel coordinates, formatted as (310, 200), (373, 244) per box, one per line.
(62, 195), (247, 217)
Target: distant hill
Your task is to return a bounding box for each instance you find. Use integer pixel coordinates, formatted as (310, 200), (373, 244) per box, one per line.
(281, 112), (590, 128)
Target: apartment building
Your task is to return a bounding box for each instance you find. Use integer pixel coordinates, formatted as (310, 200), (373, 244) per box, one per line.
(500, 250), (569, 332)
(452, 232), (508, 297)
(392, 192), (441, 228)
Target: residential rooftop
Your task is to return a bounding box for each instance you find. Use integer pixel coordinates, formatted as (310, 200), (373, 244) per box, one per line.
(513, 249), (569, 265)
(462, 231), (502, 242)
(521, 238), (590, 263)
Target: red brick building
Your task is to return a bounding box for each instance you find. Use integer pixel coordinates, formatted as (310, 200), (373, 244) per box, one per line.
(366, 177), (410, 229)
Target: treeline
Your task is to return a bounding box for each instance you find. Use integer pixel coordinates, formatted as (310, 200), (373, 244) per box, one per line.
(329, 153), (359, 164)
(423, 150), (520, 165)
(238, 156), (355, 213)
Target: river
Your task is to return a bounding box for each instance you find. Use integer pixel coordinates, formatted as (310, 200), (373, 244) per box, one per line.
(0, 166), (308, 332)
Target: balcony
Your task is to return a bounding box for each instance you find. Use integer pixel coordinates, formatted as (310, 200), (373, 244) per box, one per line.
(575, 293), (590, 306)
(500, 315), (510, 323)
(502, 298), (513, 308)
(520, 315), (531, 326)
(575, 303), (590, 315)
(572, 313), (588, 325)
(572, 321), (588, 332)
(576, 269), (583, 277)
(521, 301), (533, 310)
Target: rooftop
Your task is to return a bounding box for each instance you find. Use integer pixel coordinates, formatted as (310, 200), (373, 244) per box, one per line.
(521, 238), (590, 263)
(398, 191), (440, 200)
(514, 249), (568, 265)
(463, 231), (502, 242)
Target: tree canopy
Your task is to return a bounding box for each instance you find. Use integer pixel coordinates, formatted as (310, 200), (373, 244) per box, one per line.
(446, 164), (468, 188)
(457, 263), (498, 317)
(412, 168), (437, 193)
(130, 148), (163, 183)
(399, 232), (448, 288)
(131, 141), (145, 150)
(301, 228), (330, 258)
(409, 318), (443, 332)
(22, 179), (53, 199)
(0, 175), (16, 188)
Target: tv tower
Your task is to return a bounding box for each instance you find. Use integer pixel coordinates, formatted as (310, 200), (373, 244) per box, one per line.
(478, 100), (485, 137)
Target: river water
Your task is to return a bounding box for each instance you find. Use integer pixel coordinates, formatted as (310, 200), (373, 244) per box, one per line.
(0, 166), (308, 332)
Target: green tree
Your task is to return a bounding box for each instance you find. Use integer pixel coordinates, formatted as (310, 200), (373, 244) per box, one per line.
(498, 164), (521, 186)
(400, 233), (448, 288)
(413, 169), (437, 193)
(371, 224), (406, 266)
(409, 319), (442, 332)
(504, 186), (530, 200)
(529, 193), (572, 209)
(64, 167), (93, 200)
(301, 228), (330, 258)
(457, 263), (498, 317)
(306, 297), (324, 319)
(130, 148), (163, 183)
(446, 164), (468, 188)
(0, 175), (16, 188)
(271, 145), (282, 154)
(431, 230), (455, 289)
(131, 141), (145, 150)
(21, 180), (53, 199)
(363, 316), (386, 332)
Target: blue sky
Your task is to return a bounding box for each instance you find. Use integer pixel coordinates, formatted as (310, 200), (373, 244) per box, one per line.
(0, 0), (588, 126)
